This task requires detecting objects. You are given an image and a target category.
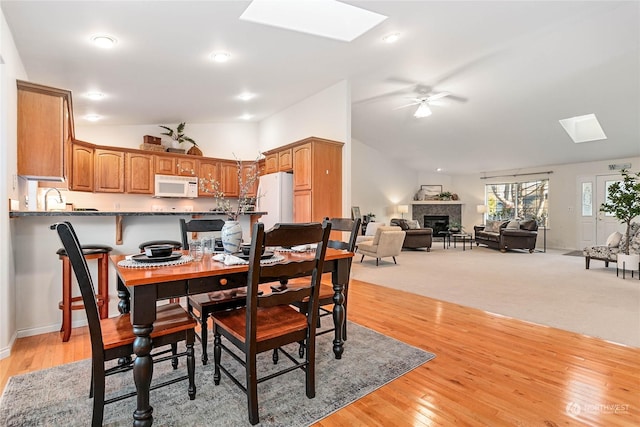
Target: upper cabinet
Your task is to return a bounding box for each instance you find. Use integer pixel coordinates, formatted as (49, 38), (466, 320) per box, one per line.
(17, 80), (74, 181)
(278, 148), (293, 172)
(264, 153), (278, 174)
(69, 142), (94, 192)
(219, 161), (239, 197)
(197, 159), (220, 197)
(94, 149), (125, 193)
(125, 152), (154, 194)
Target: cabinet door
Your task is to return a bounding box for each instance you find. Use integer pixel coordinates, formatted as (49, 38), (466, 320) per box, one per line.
(293, 142), (312, 191)
(241, 162), (259, 198)
(177, 157), (198, 176)
(220, 161), (239, 197)
(264, 153), (278, 174)
(126, 153), (154, 194)
(94, 149), (125, 193)
(278, 148), (293, 171)
(17, 85), (69, 180)
(69, 144), (94, 192)
(198, 159), (220, 197)
(294, 190), (312, 223)
(155, 155), (176, 175)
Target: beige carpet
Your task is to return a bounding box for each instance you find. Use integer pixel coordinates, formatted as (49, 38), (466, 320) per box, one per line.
(351, 245), (640, 347)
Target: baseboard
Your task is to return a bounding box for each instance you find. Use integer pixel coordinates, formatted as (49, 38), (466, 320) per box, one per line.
(16, 319), (89, 339)
(0, 332), (17, 360)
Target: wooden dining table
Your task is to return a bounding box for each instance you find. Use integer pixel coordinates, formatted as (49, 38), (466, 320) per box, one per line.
(111, 247), (354, 427)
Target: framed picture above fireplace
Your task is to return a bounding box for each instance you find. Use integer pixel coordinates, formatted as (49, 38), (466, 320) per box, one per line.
(416, 185), (442, 201)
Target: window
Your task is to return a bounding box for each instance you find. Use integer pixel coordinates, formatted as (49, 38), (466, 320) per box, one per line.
(484, 179), (548, 226)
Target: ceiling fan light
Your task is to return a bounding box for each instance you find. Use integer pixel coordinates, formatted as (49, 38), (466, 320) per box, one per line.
(414, 102), (432, 118)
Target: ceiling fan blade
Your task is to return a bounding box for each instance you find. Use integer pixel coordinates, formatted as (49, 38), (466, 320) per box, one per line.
(426, 92), (451, 102)
(393, 101), (420, 110)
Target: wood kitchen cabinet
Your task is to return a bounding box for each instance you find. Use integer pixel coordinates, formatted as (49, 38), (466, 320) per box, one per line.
(264, 153), (278, 174)
(278, 148), (293, 171)
(69, 142), (94, 192)
(291, 138), (343, 223)
(125, 152), (154, 194)
(94, 149), (125, 193)
(197, 159), (220, 197)
(155, 155), (177, 175)
(219, 161), (239, 197)
(176, 157), (198, 176)
(17, 80), (74, 181)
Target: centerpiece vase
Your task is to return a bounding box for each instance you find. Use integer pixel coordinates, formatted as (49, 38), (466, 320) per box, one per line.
(221, 220), (242, 253)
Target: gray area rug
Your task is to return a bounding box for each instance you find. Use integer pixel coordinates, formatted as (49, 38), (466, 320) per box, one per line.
(0, 322), (434, 426)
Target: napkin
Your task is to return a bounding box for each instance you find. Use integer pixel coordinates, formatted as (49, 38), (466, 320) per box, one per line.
(291, 243), (317, 252)
(212, 253), (249, 265)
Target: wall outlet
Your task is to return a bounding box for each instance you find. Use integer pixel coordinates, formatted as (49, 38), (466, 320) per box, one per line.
(151, 205), (164, 212)
(184, 205), (193, 212)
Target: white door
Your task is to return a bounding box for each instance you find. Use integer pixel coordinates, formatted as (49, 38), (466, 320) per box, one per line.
(577, 174), (624, 249)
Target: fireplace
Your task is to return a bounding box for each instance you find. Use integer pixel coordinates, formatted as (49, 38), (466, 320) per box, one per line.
(424, 215), (449, 236)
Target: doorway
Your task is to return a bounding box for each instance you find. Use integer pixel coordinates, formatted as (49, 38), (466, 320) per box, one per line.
(577, 174), (624, 249)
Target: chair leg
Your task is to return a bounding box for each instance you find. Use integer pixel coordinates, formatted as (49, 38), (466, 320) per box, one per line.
(171, 343), (178, 369)
(585, 256), (590, 269)
(247, 352), (259, 425)
(92, 362), (106, 427)
(187, 342), (196, 400)
(272, 348), (279, 364)
(201, 311), (209, 365)
(61, 257), (72, 342)
(392, 256), (397, 264)
(376, 258), (379, 266)
(298, 340), (305, 358)
(305, 334), (316, 399)
(360, 254), (364, 263)
(213, 328), (221, 385)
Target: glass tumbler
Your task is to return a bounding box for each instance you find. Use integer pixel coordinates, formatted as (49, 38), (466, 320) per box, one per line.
(189, 240), (204, 261)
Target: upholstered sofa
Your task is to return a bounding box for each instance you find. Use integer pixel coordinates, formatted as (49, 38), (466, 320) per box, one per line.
(390, 219), (433, 251)
(474, 219), (538, 253)
(583, 222), (640, 269)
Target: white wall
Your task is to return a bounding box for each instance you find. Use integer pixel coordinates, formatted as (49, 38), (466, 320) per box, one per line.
(352, 138), (418, 225)
(76, 122), (261, 160)
(452, 156), (640, 250)
(0, 8), (27, 358)
(258, 80), (351, 216)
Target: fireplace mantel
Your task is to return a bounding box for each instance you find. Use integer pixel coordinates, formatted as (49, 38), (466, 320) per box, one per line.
(411, 201), (465, 205)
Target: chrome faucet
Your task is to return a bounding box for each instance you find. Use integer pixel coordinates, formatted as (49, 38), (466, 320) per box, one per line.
(44, 188), (64, 211)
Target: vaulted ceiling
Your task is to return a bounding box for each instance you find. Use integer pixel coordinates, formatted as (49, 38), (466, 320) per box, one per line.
(2, 1), (638, 174)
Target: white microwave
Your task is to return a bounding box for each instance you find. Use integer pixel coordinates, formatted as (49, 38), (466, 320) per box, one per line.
(154, 174), (198, 198)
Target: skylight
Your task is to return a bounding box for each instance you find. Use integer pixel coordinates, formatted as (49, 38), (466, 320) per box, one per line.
(559, 114), (607, 143)
(239, 0), (387, 42)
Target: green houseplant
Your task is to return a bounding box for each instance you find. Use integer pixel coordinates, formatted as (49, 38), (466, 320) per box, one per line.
(159, 122), (197, 147)
(599, 169), (640, 255)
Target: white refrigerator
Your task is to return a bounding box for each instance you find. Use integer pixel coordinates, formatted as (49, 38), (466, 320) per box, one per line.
(256, 172), (294, 231)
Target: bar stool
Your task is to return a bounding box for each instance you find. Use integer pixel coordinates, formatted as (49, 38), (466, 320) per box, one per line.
(57, 244), (112, 342)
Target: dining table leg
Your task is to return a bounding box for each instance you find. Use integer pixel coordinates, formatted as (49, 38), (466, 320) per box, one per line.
(131, 285), (157, 427)
(331, 258), (349, 359)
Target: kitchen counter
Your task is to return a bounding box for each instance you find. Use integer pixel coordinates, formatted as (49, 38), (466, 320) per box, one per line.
(10, 210), (266, 244)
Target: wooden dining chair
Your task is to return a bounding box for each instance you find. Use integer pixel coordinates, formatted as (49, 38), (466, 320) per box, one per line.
(212, 221), (331, 425)
(181, 218), (246, 365)
(51, 221), (197, 427)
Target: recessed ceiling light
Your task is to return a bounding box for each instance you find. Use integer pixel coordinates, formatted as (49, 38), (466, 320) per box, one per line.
(211, 52), (231, 63)
(559, 113), (607, 143)
(382, 33), (400, 43)
(84, 114), (101, 122)
(86, 92), (104, 100)
(91, 35), (117, 49)
(436, 168), (443, 172)
(237, 92), (256, 101)
(240, 0), (387, 42)
(239, 114), (253, 120)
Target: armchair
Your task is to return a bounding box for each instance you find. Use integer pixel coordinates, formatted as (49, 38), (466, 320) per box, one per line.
(357, 225), (406, 266)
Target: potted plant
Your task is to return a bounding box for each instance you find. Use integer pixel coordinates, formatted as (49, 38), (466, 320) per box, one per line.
(438, 191), (453, 201)
(599, 169), (640, 268)
(159, 122), (199, 154)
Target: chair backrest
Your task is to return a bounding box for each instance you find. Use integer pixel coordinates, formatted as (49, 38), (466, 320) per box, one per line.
(372, 225), (401, 246)
(245, 221), (331, 343)
(51, 222), (105, 359)
(326, 217), (361, 252)
(179, 218), (226, 248)
(376, 229), (406, 257)
(364, 221), (383, 237)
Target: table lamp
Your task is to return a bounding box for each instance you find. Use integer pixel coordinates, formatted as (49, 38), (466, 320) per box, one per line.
(398, 204), (409, 219)
(476, 205), (487, 224)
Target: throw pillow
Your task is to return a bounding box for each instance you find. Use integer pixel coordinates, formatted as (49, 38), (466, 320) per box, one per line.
(606, 231), (622, 248)
(407, 220), (420, 229)
(506, 220), (520, 229)
(519, 219), (538, 231)
(484, 220), (500, 233)
(395, 219), (409, 230)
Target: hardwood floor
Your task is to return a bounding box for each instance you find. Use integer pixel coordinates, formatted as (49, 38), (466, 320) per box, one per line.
(1, 279), (638, 426)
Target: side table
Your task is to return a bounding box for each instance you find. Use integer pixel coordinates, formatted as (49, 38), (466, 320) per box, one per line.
(451, 233), (473, 251)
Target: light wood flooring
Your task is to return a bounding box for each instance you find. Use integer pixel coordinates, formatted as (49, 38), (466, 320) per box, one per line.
(1, 279), (638, 426)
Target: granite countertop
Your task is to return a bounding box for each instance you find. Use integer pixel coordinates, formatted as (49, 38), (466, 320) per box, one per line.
(10, 210), (267, 217)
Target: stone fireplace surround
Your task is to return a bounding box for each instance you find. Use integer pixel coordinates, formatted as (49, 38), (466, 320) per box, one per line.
(410, 202), (463, 228)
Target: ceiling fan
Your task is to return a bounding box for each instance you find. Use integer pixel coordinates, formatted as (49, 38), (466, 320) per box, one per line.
(393, 91), (453, 118)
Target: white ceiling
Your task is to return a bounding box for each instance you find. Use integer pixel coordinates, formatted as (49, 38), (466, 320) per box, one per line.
(2, 1), (638, 175)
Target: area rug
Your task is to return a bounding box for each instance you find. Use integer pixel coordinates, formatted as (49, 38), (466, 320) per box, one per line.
(0, 322), (434, 426)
